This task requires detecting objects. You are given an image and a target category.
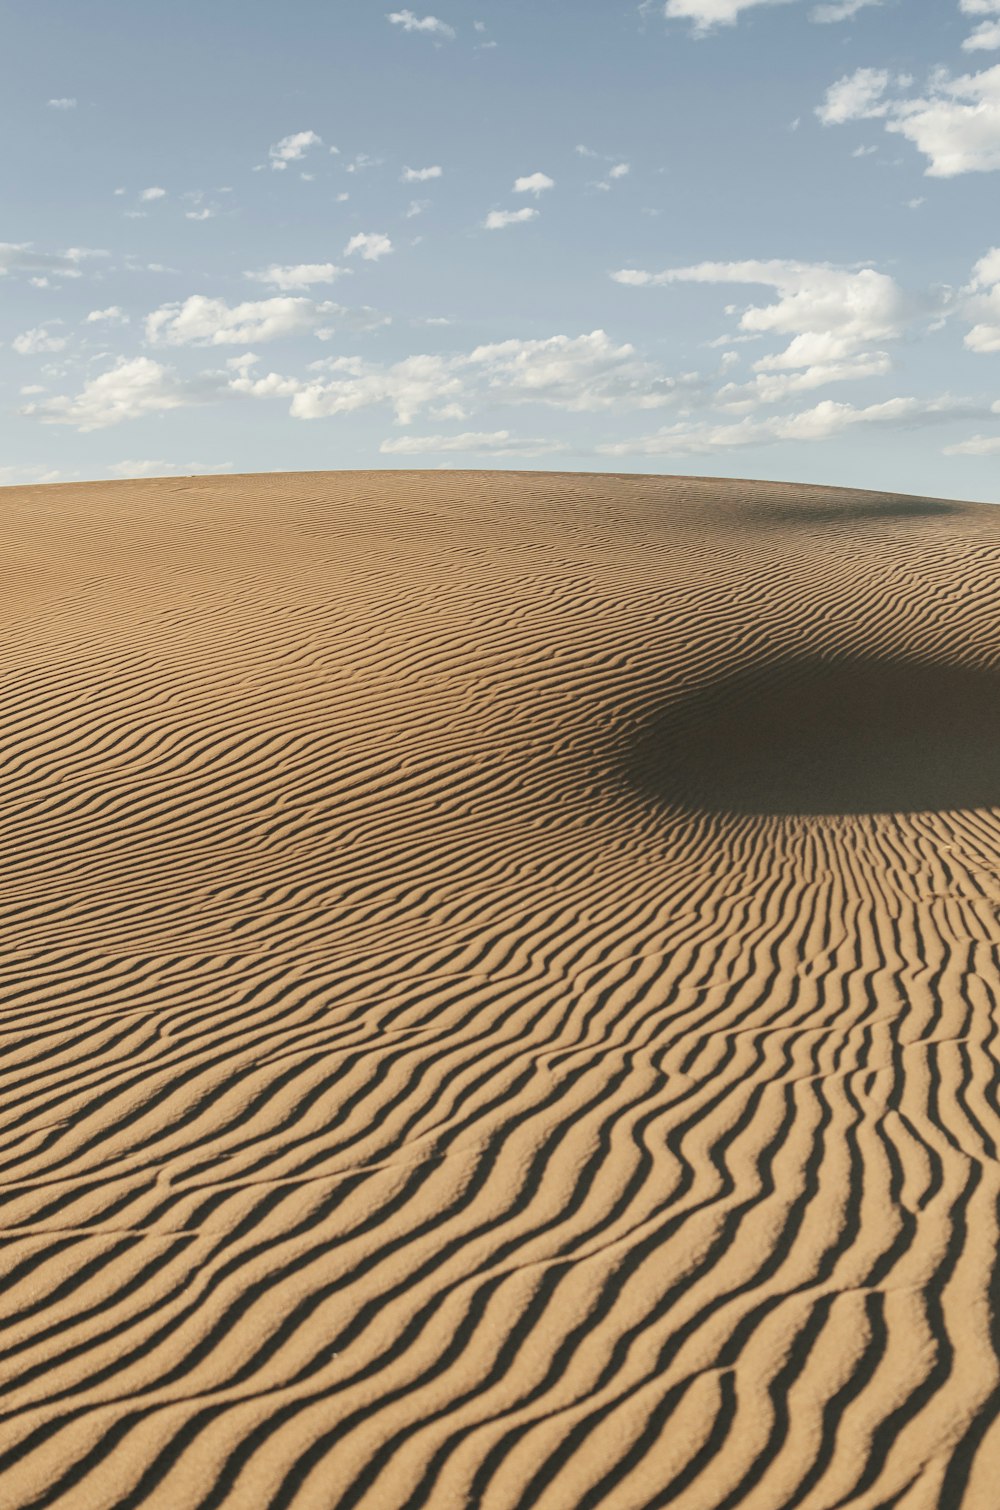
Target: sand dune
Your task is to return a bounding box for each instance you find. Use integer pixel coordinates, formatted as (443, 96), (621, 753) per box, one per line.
(2, 468), (1000, 1508)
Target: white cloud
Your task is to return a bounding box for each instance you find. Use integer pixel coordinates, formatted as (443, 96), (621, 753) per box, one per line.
(402, 164), (442, 181)
(964, 18), (1000, 48)
(811, 0), (880, 20)
(970, 246), (1000, 286)
(245, 262), (347, 290)
(285, 354), (462, 423)
(887, 65), (1000, 175)
(230, 329), (704, 426)
(609, 162), (630, 178)
(47, 97), (77, 109)
(344, 232), (393, 261)
(0, 465), (63, 485)
(483, 208), (539, 229)
(945, 424), (1000, 454)
(140, 186), (166, 201)
(379, 430), (562, 455)
(315, 305), (391, 337)
(611, 258), (919, 375)
(513, 172), (554, 195)
(186, 208), (215, 221)
(662, 0), (799, 35)
(466, 330), (695, 411)
(22, 357), (222, 431)
(405, 199), (430, 217)
(85, 306), (129, 325)
(12, 327), (68, 355)
(962, 246), (1000, 350)
(146, 295), (353, 346)
(64, 247), (108, 267)
(818, 62), (1000, 176)
(815, 67), (891, 125)
(944, 392), (1000, 451)
(345, 153), (383, 174)
(719, 350), (892, 404)
(597, 395), (984, 454)
(108, 459), (235, 478)
(268, 130), (322, 170)
(387, 10), (456, 36)
(0, 242), (104, 281)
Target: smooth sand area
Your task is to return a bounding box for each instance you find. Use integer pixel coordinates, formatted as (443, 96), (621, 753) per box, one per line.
(2, 469), (1000, 1508)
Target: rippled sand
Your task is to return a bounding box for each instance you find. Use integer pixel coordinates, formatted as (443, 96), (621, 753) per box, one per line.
(2, 469), (1000, 1508)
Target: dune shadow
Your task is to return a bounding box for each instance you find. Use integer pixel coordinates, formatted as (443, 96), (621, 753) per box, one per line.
(624, 654), (1000, 817)
(737, 497), (964, 527)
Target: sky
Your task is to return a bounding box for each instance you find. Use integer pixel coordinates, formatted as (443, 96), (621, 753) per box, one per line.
(2, 0), (999, 501)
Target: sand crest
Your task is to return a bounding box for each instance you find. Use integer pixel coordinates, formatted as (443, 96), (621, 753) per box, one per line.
(1, 469), (999, 1508)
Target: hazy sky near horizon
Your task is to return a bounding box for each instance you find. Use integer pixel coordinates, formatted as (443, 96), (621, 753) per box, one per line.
(3, 0), (1000, 499)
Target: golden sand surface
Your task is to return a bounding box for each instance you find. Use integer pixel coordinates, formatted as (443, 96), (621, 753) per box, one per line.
(2, 469), (1000, 1508)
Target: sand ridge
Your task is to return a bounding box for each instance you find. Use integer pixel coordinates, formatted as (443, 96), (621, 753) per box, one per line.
(1, 469), (1000, 1507)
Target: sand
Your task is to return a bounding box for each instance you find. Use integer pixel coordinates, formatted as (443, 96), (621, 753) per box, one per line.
(1, 468), (999, 1508)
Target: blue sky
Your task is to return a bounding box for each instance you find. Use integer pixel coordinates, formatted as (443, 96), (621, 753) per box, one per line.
(3, 0), (999, 499)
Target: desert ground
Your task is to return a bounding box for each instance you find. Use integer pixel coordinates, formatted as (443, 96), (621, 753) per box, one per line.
(2, 468), (1000, 1509)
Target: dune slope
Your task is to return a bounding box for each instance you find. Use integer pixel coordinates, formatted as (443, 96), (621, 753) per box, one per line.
(2, 469), (1000, 1508)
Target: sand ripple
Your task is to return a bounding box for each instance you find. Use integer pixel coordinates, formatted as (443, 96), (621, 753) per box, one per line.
(1, 470), (999, 1507)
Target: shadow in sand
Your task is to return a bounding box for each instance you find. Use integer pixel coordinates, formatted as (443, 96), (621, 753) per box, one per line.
(624, 654), (1000, 817)
(737, 497), (964, 528)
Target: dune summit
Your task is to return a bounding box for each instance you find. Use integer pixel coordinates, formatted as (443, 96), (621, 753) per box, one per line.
(2, 468), (1000, 1508)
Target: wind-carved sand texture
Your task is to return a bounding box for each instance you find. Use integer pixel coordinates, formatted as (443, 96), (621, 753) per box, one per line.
(3, 469), (1000, 1510)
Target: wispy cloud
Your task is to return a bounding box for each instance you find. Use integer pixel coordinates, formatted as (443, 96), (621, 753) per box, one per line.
(513, 172), (555, 196)
(483, 207), (539, 229)
(817, 62), (1000, 175)
(379, 430), (563, 455)
(344, 232), (394, 261)
(614, 257), (923, 356)
(85, 306), (129, 325)
(146, 295), (370, 345)
(662, 0), (801, 37)
(0, 243), (105, 280)
(597, 395), (987, 454)
(229, 329), (715, 428)
(245, 263), (347, 290)
(108, 459), (235, 478)
(387, 10), (455, 37)
(21, 357), (223, 430)
(962, 245), (1000, 351)
(13, 327), (68, 355)
(811, 0), (880, 21)
(268, 130), (322, 170)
